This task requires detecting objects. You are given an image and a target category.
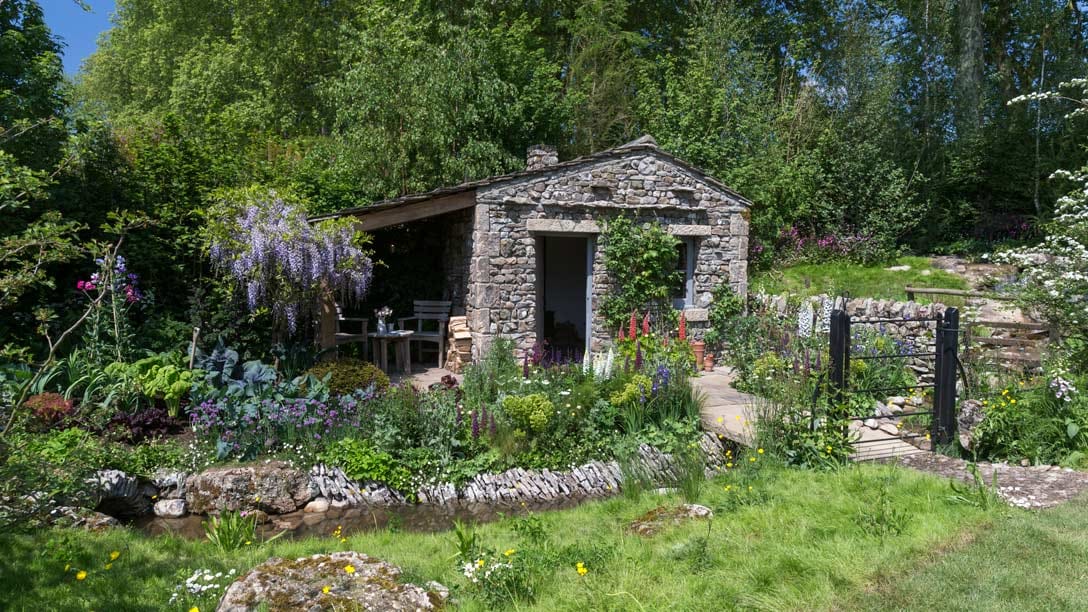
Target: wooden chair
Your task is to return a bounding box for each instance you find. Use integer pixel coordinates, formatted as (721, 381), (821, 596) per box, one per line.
(334, 305), (368, 360)
(397, 300), (452, 368)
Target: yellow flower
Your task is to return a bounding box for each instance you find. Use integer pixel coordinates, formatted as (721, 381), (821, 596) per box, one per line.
(504, 549), (516, 557)
(724, 485), (731, 491)
(75, 570), (87, 581)
(109, 550), (120, 561)
(716, 417), (724, 424)
(344, 564), (356, 574)
(1011, 399), (1017, 404)
(726, 462), (733, 468)
(254, 496), (261, 502)
(244, 541), (252, 546)
(340, 538), (347, 544)
(322, 585), (331, 594)
(757, 448), (764, 454)
(104, 563), (113, 570)
(576, 562), (588, 576)
(749, 457), (756, 463)
(735, 415), (741, 421)
(190, 607), (200, 612)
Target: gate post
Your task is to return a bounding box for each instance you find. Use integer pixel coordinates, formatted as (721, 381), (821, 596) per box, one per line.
(829, 309), (850, 402)
(932, 307), (959, 445)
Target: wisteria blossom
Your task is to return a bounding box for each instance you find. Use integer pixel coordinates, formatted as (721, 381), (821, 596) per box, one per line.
(208, 190), (373, 333)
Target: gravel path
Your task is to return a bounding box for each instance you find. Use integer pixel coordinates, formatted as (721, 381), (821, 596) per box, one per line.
(885, 453), (1088, 509)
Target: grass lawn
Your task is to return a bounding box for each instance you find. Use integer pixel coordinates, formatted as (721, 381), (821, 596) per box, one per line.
(846, 494), (1088, 611)
(0, 462), (999, 611)
(751, 256), (969, 303)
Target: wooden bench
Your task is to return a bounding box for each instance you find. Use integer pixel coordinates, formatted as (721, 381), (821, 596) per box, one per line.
(398, 300), (452, 368)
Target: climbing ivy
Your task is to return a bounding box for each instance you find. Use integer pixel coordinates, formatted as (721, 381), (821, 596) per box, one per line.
(600, 217), (681, 330)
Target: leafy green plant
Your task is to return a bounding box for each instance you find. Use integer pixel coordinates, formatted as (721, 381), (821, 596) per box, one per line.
(318, 438), (415, 499)
(600, 217), (681, 329)
(304, 358), (389, 396)
(501, 393), (553, 433)
(856, 473), (912, 539)
(948, 463), (1003, 510)
(672, 442), (707, 503)
(131, 354), (196, 416)
(202, 511), (257, 552)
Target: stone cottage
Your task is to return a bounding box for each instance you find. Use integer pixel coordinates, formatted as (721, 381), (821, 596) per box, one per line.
(313, 135), (751, 359)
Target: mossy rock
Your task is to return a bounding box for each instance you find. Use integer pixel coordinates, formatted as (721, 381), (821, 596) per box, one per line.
(217, 551), (447, 611)
(306, 359), (390, 396)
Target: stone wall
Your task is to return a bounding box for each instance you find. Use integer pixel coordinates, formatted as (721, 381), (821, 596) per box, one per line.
(759, 293), (951, 381)
(81, 434), (732, 535)
(468, 149), (749, 357)
(440, 208), (473, 315)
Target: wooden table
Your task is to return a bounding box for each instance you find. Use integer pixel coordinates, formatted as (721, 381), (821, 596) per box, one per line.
(368, 330), (414, 374)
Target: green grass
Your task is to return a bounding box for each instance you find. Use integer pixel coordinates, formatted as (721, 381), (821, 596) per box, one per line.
(0, 462), (997, 611)
(751, 256), (969, 304)
(845, 494), (1088, 611)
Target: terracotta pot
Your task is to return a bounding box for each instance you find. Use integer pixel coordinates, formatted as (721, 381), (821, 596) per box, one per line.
(691, 340), (705, 368)
(703, 353), (715, 372)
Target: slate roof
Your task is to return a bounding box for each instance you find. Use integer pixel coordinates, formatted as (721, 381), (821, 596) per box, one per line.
(308, 135), (751, 222)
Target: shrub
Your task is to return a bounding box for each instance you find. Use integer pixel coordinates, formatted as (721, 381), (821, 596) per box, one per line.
(305, 358), (389, 396)
(109, 406), (183, 443)
(26, 392), (75, 429)
(502, 394), (553, 433)
(319, 438), (414, 497)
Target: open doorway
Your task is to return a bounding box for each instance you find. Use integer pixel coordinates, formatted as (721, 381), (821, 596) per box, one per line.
(536, 235), (590, 357)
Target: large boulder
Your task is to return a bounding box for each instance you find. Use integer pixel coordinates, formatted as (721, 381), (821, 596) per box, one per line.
(627, 504), (714, 537)
(186, 462), (315, 515)
(217, 552), (447, 611)
(50, 506), (120, 531)
(958, 399), (986, 452)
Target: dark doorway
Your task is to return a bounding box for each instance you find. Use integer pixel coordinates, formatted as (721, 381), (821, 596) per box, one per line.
(536, 235), (589, 356)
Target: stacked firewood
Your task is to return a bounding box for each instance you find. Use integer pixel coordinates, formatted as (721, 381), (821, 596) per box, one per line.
(444, 316), (472, 373)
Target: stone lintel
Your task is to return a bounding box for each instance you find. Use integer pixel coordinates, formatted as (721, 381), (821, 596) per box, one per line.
(668, 224), (712, 237)
(683, 308), (709, 322)
(526, 218), (601, 234)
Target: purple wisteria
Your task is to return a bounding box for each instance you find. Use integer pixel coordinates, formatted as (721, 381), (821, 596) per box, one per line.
(208, 191), (374, 333)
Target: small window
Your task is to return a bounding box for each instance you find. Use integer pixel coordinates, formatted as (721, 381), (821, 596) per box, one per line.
(671, 238), (696, 309)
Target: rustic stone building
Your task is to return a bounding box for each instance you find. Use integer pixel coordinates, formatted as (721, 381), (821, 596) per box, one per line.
(314, 135), (751, 359)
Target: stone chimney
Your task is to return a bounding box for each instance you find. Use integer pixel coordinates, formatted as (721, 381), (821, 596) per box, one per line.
(526, 144), (558, 171)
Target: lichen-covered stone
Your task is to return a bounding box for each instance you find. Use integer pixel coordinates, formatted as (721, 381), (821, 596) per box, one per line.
(627, 504), (714, 537)
(186, 462), (315, 515)
(153, 498), (187, 518)
(50, 506), (120, 531)
(216, 552), (447, 611)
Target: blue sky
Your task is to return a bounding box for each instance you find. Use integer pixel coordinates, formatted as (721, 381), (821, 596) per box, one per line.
(40, 0), (116, 74)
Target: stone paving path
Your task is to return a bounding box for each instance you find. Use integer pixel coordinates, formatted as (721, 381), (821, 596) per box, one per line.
(883, 453), (1088, 509)
(693, 368), (923, 460)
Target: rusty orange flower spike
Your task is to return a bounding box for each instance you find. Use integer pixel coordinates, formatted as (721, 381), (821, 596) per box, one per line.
(679, 312), (687, 341)
(642, 311), (650, 336)
(629, 311), (637, 339)
(618, 326), (625, 341)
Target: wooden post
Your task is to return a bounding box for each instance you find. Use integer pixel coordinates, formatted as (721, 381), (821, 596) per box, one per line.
(318, 287), (338, 357)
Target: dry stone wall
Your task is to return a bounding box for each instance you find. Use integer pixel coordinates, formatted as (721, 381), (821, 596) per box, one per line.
(759, 293), (950, 381)
(468, 149), (749, 357)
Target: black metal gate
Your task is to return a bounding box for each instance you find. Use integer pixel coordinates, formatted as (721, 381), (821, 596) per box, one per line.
(827, 307), (960, 448)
